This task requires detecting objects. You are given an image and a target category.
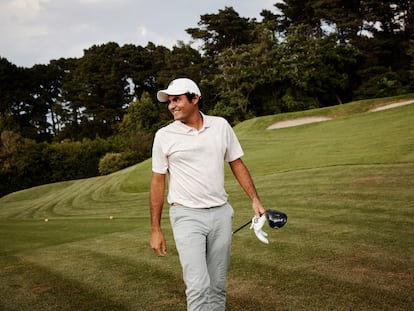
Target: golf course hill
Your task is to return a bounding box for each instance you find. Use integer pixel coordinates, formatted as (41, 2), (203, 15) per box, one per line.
(0, 94), (413, 220)
(0, 94), (413, 310)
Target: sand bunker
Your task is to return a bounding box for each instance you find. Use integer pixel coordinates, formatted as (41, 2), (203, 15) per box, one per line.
(267, 99), (413, 130)
(369, 100), (414, 112)
(267, 116), (332, 130)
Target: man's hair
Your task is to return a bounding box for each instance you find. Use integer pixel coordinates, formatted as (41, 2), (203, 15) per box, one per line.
(185, 92), (203, 109)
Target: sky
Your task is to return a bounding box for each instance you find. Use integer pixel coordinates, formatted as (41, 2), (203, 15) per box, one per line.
(0, 0), (278, 68)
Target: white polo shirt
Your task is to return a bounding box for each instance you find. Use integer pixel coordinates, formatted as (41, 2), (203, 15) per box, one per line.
(152, 113), (244, 208)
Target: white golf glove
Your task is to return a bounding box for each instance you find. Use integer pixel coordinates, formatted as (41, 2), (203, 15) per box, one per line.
(250, 214), (269, 244)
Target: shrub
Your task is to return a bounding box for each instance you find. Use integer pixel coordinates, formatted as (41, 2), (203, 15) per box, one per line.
(98, 151), (141, 175)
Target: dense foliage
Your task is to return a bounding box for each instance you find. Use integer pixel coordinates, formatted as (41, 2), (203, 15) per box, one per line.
(1, 1), (413, 196)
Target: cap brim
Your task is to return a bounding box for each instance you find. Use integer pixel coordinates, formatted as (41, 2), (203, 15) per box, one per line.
(157, 90), (169, 102)
(157, 89), (185, 102)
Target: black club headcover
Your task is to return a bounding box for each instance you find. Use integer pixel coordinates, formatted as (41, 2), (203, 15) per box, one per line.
(266, 209), (288, 229)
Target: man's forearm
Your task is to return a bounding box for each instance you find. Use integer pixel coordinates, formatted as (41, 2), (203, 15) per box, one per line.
(150, 173), (166, 230)
(229, 158), (260, 201)
(229, 158), (265, 217)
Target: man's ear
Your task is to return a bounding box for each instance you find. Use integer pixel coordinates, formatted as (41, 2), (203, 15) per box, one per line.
(192, 95), (200, 105)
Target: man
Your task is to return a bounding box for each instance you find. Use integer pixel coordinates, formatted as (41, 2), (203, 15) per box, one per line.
(150, 78), (266, 311)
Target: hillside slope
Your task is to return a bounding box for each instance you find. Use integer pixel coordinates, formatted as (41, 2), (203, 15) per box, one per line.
(0, 97), (413, 310)
(1, 97), (413, 218)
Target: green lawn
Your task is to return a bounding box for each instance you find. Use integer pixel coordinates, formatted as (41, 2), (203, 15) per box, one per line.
(1, 96), (413, 310)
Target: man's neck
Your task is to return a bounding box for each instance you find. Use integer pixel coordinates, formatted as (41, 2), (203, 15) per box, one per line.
(182, 112), (203, 131)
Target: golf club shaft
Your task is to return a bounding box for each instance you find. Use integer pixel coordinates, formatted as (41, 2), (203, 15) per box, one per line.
(232, 219), (252, 235)
(232, 210), (287, 235)
(233, 211), (268, 235)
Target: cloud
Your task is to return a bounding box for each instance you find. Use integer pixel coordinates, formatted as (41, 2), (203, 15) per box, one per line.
(8, 0), (42, 13)
(0, 0), (277, 67)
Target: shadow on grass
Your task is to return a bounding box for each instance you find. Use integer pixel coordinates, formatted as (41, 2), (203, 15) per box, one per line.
(0, 251), (186, 311)
(0, 255), (128, 311)
(227, 241), (414, 310)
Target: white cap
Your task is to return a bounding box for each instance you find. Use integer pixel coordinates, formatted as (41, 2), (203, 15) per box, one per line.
(157, 78), (201, 102)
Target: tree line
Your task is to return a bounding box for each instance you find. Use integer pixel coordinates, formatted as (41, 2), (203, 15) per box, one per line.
(1, 1), (413, 197)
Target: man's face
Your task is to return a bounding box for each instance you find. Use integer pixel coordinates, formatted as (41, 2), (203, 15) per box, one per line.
(167, 94), (198, 123)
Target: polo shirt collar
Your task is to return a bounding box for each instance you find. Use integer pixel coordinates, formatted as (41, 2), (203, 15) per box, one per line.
(201, 112), (212, 129)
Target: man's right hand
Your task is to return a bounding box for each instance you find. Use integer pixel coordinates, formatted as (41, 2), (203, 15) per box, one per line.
(150, 229), (167, 256)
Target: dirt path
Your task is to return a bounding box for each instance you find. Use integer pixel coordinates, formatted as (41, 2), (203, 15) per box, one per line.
(267, 99), (414, 130)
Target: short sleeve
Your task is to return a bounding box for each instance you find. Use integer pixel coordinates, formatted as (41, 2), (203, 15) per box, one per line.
(151, 131), (168, 174)
(224, 122), (244, 162)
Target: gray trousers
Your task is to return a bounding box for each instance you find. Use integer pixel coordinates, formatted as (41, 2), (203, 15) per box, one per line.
(169, 203), (234, 311)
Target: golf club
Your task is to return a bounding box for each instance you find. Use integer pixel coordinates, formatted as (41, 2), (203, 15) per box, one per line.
(232, 209), (287, 235)
(232, 218), (252, 235)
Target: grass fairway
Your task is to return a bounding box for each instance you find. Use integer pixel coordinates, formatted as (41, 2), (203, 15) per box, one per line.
(1, 96), (413, 310)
